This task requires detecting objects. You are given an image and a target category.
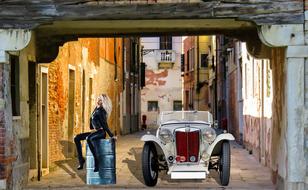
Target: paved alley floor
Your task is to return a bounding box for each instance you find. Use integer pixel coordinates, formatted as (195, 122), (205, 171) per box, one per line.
(26, 129), (275, 190)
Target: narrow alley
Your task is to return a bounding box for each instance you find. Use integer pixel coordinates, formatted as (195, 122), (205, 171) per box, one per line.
(25, 128), (274, 190)
(0, 1), (307, 190)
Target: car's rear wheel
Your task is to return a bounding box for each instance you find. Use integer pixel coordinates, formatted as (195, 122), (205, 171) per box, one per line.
(142, 142), (158, 186)
(219, 141), (230, 186)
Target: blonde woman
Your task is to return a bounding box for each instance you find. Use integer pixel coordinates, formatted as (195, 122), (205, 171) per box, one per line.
(74, 94), (115, 172)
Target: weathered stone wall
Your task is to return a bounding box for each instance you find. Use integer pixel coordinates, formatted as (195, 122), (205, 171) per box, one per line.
(0, 62), (11, 190)
(304, 6), (308, 189)
(9, 35), (37, 190)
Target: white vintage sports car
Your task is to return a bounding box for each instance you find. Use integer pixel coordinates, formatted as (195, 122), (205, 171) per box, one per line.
(141, 111), (235, 186)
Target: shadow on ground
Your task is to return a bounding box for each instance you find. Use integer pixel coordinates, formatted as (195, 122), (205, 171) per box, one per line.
(122, 147), (144, 184)
(208, 169), (221, 184)
(54, 140), (86, 183)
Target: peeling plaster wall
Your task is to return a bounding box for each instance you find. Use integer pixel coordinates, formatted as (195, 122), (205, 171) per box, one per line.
(47, 38), (123, 169)
(141, 37), (182, 125)
(241, 43), (273, 167)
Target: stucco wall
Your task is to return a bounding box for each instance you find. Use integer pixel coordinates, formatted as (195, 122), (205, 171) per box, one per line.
(241, 43), (273, 167)
(141, 37), (182, 125)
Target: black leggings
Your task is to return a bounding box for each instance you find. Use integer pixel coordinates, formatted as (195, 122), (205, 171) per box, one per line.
(74, 129), (106, 164)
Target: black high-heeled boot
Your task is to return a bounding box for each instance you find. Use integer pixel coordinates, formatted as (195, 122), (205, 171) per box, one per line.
(94, 158), (99, 172)
(77, 157), (85, 170)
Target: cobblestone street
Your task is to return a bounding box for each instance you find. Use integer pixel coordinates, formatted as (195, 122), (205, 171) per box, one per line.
(26, 129), (274, 190)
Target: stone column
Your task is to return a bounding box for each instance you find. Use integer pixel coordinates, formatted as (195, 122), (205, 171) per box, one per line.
(259, 24), (307, 190)
(0, 30), (31, 190)
(0, 50), (10, 190)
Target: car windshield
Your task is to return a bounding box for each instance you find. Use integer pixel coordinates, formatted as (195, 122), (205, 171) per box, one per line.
(159, 111), (213, 124)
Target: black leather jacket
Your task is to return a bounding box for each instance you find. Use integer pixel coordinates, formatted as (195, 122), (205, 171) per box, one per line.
(90, 106), (114, 137)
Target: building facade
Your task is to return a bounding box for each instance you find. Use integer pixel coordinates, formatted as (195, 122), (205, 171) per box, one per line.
(183, 36), (215, 112)
(216, 38), (276, 182)
(1, 37), (141, 189)
(240, 42), (273, 167)
(140, 36), (182, 126)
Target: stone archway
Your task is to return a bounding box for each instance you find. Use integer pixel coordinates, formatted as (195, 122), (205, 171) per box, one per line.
(0, 1), (306, 189)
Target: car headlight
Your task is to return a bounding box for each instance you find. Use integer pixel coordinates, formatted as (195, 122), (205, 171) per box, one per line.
(159, 129), (173, 143)
(203, 127), (216, 143)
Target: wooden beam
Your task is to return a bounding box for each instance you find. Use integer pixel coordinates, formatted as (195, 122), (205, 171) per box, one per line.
(0, 1), (304, 29)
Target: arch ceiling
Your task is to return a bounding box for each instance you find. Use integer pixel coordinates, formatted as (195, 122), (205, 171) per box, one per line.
(0, 0), (303, 62)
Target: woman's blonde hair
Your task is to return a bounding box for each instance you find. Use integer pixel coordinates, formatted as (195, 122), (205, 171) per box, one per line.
(98, 94), (112, 117)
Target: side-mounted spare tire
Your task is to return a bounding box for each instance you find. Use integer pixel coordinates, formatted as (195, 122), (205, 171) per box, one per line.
(142, 142), (159, 187)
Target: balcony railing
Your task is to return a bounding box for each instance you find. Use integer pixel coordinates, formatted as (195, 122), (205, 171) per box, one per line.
(156, 50), (175, 63)
(155, 50), (175, 69)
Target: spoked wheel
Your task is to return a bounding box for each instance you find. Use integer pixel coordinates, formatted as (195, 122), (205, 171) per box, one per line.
(142, 142), (159, 187)
(219, 141), (231, 186)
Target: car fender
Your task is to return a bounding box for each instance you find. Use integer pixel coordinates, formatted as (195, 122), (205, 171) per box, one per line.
(141, 134), (170, 165)
(206, 133), (235, 156)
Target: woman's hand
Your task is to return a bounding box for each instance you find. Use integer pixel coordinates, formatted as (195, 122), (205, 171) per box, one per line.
(110, 136), (117, 142)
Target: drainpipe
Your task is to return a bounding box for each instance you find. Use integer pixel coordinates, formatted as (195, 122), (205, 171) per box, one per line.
(114, 38), (118, 135)
(197, 36), (200, 109)
(114, 38), (118, 81)
(37, 66), (41, 181)
(215, 37), (218, 120)
(261, 60), (265, 164)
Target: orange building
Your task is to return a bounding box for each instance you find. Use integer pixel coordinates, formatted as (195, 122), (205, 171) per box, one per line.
(31, 37), (141, 176)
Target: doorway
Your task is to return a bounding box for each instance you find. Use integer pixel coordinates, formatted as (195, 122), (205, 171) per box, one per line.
(39, 66), (49, 175)
(67, 68), (76, 157)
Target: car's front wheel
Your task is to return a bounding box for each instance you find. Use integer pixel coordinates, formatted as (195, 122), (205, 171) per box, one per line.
(142, 142), (159, 186)
(219, 141), (231, 186)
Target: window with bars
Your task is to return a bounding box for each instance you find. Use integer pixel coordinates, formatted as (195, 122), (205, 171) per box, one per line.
(201, 54), (209, 68)
(148, 101), (158, 112)
(181, 54), (185, 72)
(173, 101), (182, 111)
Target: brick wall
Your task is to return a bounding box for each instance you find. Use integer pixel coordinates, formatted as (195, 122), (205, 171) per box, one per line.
(47, 38), (123, 168)
(0, 127), (5, 180)
(0, 62), (17, 189)
(0, 62), (5, 181)
(0, 64), (7, 189)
